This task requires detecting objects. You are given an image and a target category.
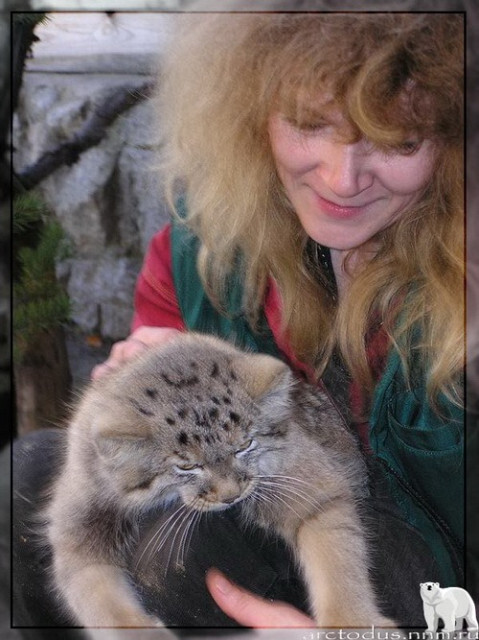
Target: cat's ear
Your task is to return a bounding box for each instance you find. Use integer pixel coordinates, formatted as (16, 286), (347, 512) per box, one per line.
(90, 402), (153, 440)
(239, 354), (295, 425)
(91, 413), (151, 440)
(233, 353), (292, 399)
(90, 408), (152, 464)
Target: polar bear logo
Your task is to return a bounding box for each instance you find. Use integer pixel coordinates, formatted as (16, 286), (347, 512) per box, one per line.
(420, 582), (478, 634)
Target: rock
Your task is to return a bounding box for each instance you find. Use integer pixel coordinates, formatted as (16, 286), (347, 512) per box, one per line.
(117, 144), (171, 254)
(59, 253), (141, 339)
(13, 70), (169, 339)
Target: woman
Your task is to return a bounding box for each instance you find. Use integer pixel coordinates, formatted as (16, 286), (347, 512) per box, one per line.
(96, 11), (464, 626)
(15, 12), (464, 631)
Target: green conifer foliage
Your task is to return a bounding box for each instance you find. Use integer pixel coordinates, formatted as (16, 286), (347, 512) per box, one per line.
(13, 192), (71, 362)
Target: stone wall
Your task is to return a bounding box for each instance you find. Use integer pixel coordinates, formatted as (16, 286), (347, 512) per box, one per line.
(13, 13), (177, 339)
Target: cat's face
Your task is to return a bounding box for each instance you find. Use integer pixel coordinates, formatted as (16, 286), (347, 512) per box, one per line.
(89, 334), (294, 511)
(159, 420), (260, 511)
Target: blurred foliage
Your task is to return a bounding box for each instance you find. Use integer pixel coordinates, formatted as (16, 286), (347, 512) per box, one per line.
(13, 191), (71, 363)
(12, 13), (50, 29)
(12, 191), (49, 234)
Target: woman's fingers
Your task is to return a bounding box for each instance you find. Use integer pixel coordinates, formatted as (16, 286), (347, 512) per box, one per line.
(91, 326), (181, 379)
(206, 569), (315, 628)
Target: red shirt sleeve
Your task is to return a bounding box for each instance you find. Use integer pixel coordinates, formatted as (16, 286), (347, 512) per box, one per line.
(131, 225), (185, 332)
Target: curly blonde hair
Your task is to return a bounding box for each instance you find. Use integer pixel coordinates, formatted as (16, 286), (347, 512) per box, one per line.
(155, 13), (464, 407)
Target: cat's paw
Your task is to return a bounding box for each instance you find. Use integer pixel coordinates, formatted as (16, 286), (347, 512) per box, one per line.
(154, 622), (179, 638)
(87, 610), (163, 629)
(87, 625), (178, 640)
(375, 616), (399, 628)
(152, 623), (179, 639)
(372, 617), (403, 638)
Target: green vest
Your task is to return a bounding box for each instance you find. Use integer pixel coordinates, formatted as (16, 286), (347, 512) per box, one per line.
(170, 220), (464, 587)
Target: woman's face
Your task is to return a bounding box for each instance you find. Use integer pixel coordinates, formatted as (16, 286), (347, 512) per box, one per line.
(268, 112), (436, 251)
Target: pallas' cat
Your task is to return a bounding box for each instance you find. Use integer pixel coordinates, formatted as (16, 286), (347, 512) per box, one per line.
(46, 333), (395, 629)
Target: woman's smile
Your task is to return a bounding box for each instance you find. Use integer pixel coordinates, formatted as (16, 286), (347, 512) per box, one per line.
(310, 191), (378, 220)
(268, 113), (436, 251)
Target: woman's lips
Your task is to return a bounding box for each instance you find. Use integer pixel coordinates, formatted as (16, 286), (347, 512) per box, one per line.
(314, 192), (369, 219)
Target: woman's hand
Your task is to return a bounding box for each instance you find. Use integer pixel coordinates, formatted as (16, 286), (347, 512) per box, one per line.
(91, 326), (181, 379)
(206, 569), (315, 628)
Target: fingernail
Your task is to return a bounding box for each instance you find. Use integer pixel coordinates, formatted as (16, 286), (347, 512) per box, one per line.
(213, 572), (233, 596)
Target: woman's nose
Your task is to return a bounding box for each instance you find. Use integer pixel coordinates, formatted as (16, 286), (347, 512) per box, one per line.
(318, 141), (374, 198)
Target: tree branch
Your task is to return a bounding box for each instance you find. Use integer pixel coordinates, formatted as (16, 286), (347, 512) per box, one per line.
(16, 81), (155, 190)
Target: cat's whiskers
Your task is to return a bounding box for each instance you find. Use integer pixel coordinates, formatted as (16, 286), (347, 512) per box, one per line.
(242, 490), (271, 522)
(256, 474), (323, 505)
(250, 488), (276, 510)
(256, 478), (324, 513)
(258, 487), (308, 522)
(147, 503), (188, 552)
(177, 502), (203, 568)
(255, 483), (318, 521)
(165, 503), (199, 576)
(262, 475), (349, 511)
(134, 501), (187, 571)
(256, 474), (316, 488)
(176, 498), (197, 558)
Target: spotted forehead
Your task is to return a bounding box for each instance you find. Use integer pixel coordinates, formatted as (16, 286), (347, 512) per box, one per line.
(125, 350), (255, 435)
(144, 352), (241, 401)
(149, 346), (237, 382)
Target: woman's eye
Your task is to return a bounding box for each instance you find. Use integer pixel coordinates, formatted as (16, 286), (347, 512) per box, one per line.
(309, 119), (330, 130)
(284, 116), (328, 133)
(235, 439), (256, 456)
(398, 140), (421, 154)
(174, 463), (202, 473)
(296, 121), (328, 134)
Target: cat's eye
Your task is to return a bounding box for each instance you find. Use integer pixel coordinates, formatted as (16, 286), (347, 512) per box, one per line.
(174, 462), (202, 474)
(131, 477), (155, 492)
(235, 439), (256, 457)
